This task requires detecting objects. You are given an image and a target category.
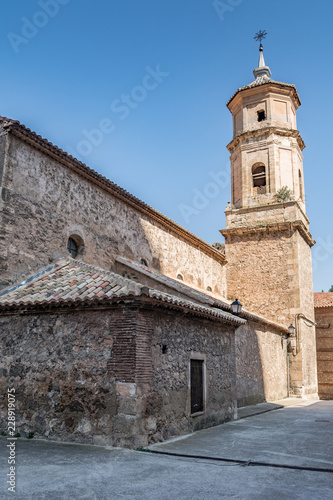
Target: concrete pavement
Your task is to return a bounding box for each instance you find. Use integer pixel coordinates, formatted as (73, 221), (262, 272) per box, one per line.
(0, 400), (332, 499)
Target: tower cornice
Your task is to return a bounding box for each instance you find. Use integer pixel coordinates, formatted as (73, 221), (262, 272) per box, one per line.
(226, 126), (305, 153)
(224, 199), (310, 225)
(221, 220), (315, 248)
(227, 80), (301, 111)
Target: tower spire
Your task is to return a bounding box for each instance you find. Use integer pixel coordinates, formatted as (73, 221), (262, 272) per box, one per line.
(253, 30), (271, 80)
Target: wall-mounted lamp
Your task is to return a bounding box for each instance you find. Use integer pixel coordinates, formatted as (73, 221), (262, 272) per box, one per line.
(231, 299), (242, 315)
(288, 324), (296, 337)
(286, 323), (297, 356)
(286, 314), (315, 356)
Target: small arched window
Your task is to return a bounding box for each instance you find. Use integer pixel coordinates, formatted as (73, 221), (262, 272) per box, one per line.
(140, 258), (148, 267)
(67, 238), (78, 259)
(67, 234), (84, 259)
(177, 274), (183, 281)
(252, 164), (266, 192)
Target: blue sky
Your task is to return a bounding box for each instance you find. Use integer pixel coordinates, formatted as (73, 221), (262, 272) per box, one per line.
(1, 0), (333, 292)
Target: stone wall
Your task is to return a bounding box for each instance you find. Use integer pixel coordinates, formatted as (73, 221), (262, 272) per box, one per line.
(0, 308), (121, 446)
(223, 221), (317, 398)
(223, 226), (297, 324)
(0, 303), (237, 448)
(0, 133), (225, 296)
(294, 231), (317, 396)
(147, 310), (236, 441)
(235, 321), (288, 407)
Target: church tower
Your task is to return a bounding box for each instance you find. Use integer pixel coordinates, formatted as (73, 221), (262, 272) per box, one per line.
(221, 36), (317, 397)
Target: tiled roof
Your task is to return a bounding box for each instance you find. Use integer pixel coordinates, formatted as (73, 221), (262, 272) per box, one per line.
(226, 78), (301, 108)
(116, 255), (230, 307)
(0, 116), (225, 265)
(148, 288), (242, 324)
(117, 256), (290, 334)
(0, 259), (145, 305)
(0, 260), (244, 325)
(314, 292), (333, 309)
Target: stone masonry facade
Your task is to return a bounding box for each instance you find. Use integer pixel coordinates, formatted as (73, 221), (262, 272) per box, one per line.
(0, 130), (225, 297)
(235, 320), (288, 407)
(0, 303), (238, 448)
(0, 49), (320, 447)
(222, 71), (317, 398)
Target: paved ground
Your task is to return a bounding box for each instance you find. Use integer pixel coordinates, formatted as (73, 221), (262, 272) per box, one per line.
(0, 400), (332, 499)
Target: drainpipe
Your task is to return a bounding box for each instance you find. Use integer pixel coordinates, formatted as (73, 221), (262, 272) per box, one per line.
(287, 349), (290, 397)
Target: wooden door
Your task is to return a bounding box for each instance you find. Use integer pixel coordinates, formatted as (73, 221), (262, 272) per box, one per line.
(191, 359), (204, 413)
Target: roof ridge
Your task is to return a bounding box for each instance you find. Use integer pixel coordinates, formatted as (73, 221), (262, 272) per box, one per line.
(0, 262), (61, 298)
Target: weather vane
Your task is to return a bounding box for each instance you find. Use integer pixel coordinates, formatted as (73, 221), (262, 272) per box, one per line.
(254, 30), (268, 48)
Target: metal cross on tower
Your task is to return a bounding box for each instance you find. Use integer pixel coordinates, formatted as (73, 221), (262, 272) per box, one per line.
(254, 30), (268, 49)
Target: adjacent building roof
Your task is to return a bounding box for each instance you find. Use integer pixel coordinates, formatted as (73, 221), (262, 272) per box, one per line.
(314, 292), (333, 309)
(0, 116), (225, 265)
(0, 259), (244, 326)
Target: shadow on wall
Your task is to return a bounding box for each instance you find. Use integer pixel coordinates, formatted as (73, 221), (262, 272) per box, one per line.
(235, 321), (288, 407)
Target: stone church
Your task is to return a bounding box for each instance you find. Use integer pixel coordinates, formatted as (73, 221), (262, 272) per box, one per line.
(0, 44), (318, 448)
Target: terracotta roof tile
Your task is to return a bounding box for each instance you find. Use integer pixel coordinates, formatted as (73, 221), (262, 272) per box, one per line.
(0, 260), (144, 306)
(0, 259), (244, 326)
(226, 78), (301, 108)
(314, 292), (333, 308)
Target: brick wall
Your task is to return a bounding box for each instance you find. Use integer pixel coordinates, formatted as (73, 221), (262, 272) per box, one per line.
(314, 307), (333, 399)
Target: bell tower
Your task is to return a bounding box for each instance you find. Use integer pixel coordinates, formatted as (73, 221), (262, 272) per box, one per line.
(221, 34), (317, 398)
